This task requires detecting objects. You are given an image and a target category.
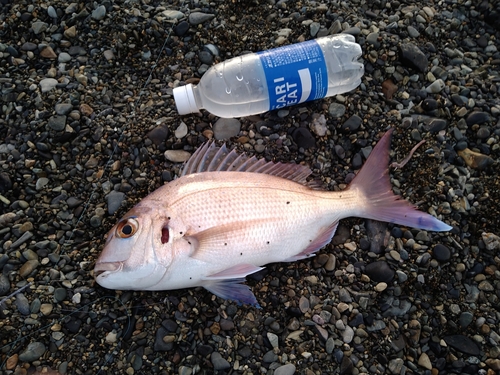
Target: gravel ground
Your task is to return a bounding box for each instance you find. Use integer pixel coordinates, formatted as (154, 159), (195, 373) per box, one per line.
(1, 0), (500, 374)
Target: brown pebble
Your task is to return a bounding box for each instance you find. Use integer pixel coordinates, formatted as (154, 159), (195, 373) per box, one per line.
(458, 148), (494, 170)
(324, 254), (336, 271)
(80, 103), (93, 117)
(210, 322), (221, 335)
(64, 25), (77, 38)
(6, 354), (18, 370)
(480, 324), (491, 334)
(19, 260), (39, 278)
(40, 46), (57, 59)
(382, 79), (398, 99)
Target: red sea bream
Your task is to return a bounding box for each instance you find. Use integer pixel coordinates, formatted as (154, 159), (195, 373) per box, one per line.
(94, 129), (451, 306)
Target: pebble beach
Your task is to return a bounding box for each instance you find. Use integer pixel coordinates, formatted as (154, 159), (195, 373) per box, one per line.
(1, 0), (500, 374)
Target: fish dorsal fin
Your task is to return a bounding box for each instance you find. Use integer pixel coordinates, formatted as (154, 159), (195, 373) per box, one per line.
(180, 141), (318, 187)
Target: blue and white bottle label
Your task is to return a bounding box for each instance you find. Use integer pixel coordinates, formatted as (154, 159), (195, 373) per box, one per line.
(257, 39), (328, 111)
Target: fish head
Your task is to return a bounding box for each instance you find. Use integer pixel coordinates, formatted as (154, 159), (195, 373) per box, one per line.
(94, 204), (172, 290)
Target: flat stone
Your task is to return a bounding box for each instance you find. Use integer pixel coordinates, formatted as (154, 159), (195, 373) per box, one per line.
(213, 118), (240, 140)
(418, 352), (432, 370)
(48, 115), (67, 131)
(164, 150), (191, 163)
(175, 122), (188, 139)
(444, 335), (480, 355)
(91, 5), (106, 20)
(274, 364), (296, 375)
(457, 148), (494, 170)
(342, 325), (354, 343)
(15, 293), (30, 315)
(40, 46), (57, 59)
(147, 125), (169, 146)
(211, 352), (230, 370)
(292, 127), (315, 149)
(329, 102), (346, 118)
(342, 114), (362, 132)
(40, 78), (58, 93)
(19, 260), (39, 278)
(433, 244), (451, 261)
(399, 43), (428, 72)
(106, 191), (126, 215)
(364, 261), (394, 282)
(382, 79), (398, 99)
(162, 10), (185, 19)
(55, 103), (73, 115)
(32, 21), (48, 34)
(425, 79), (445, 93)
(188, 12), (215, 25)
(58, 52), (71, 62)
(466, 111), (491, 126)
(19, 341), (46, 362)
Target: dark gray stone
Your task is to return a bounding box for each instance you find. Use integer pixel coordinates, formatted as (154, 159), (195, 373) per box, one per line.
(399, 43), (428, 72)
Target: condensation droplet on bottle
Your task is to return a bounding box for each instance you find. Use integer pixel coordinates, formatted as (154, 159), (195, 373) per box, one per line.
(225, 87), (232, 94)
(236, 73), (243, 81)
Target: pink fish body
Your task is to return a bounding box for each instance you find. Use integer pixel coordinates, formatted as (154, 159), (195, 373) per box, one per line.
(94, 130), (451, 306)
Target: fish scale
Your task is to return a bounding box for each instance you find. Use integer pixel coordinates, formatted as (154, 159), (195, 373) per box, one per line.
(94, 130), (452, 307)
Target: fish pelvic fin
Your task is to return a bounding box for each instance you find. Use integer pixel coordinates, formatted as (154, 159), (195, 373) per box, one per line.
(202, 264), (264, 307)
(348, 129), (452, 232)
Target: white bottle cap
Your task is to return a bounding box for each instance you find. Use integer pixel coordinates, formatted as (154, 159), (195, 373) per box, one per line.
(173, 84), (199, 115)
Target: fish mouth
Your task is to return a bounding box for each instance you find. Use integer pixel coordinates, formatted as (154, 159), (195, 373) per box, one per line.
(94, 262), (121, 278)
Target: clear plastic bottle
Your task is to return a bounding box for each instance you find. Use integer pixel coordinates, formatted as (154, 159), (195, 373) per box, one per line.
(173, 34), (363, 118)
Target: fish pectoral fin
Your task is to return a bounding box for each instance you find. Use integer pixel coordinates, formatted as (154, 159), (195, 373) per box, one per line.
(282, 222), (338, 262)
(203, 264), (264, 280)
(203, 278), (260, 308)
(188, 220), (272, 263)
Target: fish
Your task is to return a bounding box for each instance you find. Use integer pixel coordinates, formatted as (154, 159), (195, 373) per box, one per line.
(94, 129), (452, 306)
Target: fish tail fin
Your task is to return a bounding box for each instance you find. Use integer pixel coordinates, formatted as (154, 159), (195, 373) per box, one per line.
(348, 129), (452, 232)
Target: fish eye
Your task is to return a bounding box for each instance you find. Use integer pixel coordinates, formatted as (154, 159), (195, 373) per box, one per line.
(116, 218), (139, 238)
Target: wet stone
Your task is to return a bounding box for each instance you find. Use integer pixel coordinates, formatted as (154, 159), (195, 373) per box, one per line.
(188, 12), (215, 25)
(263, 350), (278, 363)
(147, 125), (169, 146)
(164, 150), (191, 163)
(342, 115), (362, 132)
(19, 342), (46, 362)
(91, 5), (106, 20)
(292, 127), (315, 149)
(174, 21), (189, 36)
(364, 261), (394, 282)
(458, 148), (494, 170)
(0, 274), (10, 296)
(15, 293), (30, 315)
(466, 111), (491, 126)
(106, 191), (125, 215)
(432, 244), (451, 262)
(274, 364), (296, 375)
(459, 311), (473, 328)
(399, 43), (428, 72)
(48, 115), (67, 131)
(211, 352), (230, 370)
(19, 259), (39, 278)
(213, 118), (240, 140)
(444, 335), (480, 355)
(328, 103), (346, 118)
(54, 288), (67, 302)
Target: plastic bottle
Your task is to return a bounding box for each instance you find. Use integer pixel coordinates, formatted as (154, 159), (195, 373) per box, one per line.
(173, 34), (363, 118)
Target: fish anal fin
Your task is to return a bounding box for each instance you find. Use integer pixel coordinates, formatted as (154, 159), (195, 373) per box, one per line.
(283, 222), (339, 262)
(203, 278), (260, 307)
